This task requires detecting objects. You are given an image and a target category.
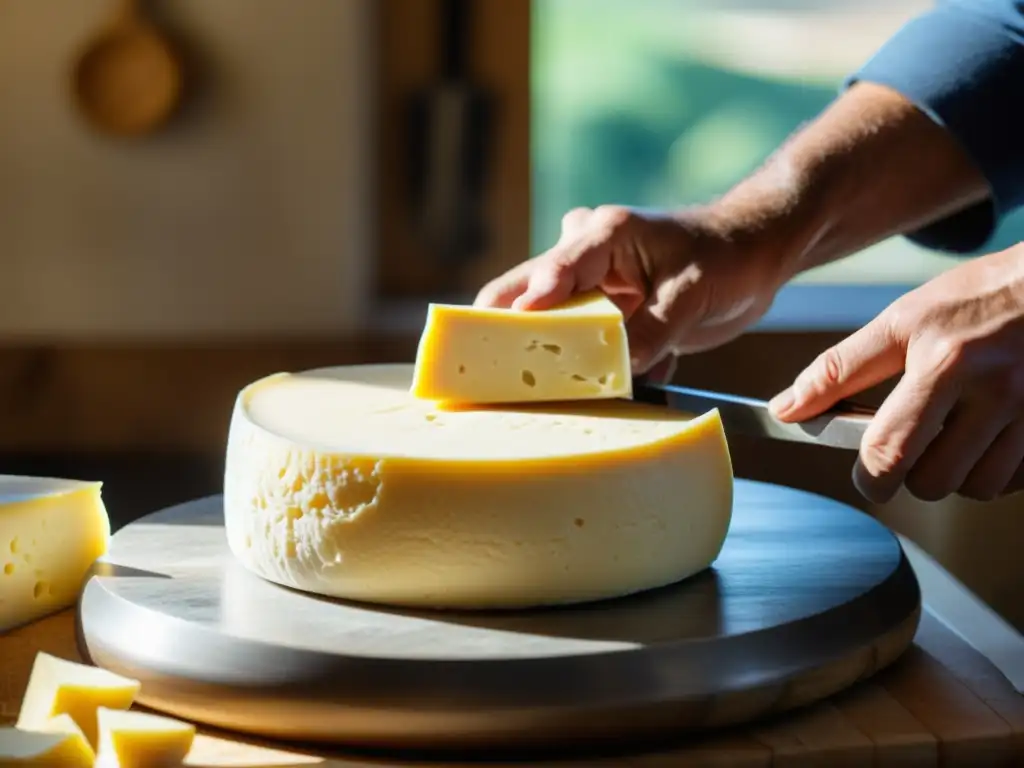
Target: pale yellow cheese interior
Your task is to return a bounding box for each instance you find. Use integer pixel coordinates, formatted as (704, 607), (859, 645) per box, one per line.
(0, 715), (94, 767)
(224, 363), (734, 609)
(17, 653), (140, 749)
(410, 290), (632, 404)
(95, 707), (195, 768)
(0, 476), (110, 635)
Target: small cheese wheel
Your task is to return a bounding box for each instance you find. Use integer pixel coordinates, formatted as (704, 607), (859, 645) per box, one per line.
(224, 364), (733, 609)
(0, 476), (110, 634)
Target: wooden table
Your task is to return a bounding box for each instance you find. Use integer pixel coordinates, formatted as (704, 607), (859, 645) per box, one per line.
(4, 538), (1024, 767)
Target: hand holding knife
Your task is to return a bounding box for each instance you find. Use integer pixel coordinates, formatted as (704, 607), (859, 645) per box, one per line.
(631, 380), (876, 450)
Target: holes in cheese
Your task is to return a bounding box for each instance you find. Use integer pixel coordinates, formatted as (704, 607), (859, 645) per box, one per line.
(95, 707), (195, 768)
(16, 653), (140, 749)
(0, 476), (111, 635)
(0, 715), (94, 767)
(224, 363), (734, 610)
(410, 290), (633, 404)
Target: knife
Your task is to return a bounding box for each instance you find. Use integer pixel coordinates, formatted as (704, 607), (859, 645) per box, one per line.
(632, 380), (876, 450)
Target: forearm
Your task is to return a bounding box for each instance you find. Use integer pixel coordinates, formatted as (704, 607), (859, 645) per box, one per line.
(708, 81), (990, 283)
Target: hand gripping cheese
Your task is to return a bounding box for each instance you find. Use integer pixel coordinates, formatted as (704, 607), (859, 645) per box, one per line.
(224, 364), (733, 609)
(0, 715), (94, 767)
(94, 708), (195, 768)
(0, 476), (110, 634)
(410, 291), (633, 404)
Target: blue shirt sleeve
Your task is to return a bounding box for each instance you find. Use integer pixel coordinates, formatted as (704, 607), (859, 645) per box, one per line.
(847, 0), (1024, 253)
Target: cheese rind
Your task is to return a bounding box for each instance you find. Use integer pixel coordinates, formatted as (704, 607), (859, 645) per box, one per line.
(411, 291), (633, 404)
(16, 653), (140, 749)
(95, 707), (195, 768)
(0, 476), (110, 635)
(224, 363), (734, 609)
(0, 716), (94, 767)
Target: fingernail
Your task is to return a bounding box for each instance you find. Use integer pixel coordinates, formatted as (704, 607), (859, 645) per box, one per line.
(768, 388), (795, 417)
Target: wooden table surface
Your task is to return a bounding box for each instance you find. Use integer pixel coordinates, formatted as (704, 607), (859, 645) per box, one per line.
(4, 539), (1024, 767)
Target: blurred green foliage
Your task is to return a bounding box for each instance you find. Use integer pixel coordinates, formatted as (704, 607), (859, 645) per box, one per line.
(531, 0), (1024, 283)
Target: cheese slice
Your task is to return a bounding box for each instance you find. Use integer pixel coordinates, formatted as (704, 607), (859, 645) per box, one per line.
(0, 715), (94, 767)
(224, 363), (733, 609)
(17, 653), (140, 749)
(0, 476), (110, 635)
(94, 708), (195, 768)
(410, 290), (633, 404)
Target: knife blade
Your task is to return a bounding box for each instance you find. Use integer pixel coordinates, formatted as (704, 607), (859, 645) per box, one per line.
(631, 380), (875, 450)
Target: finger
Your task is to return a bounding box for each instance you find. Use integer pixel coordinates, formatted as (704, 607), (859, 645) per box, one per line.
(852, 370), (960, 504)
(473, 208), (594, 309)
(959, 419), (1024, 501)
(769, 316), (904, 422)
(474, 259), (538, 308)
(903, 399), (1012, 501)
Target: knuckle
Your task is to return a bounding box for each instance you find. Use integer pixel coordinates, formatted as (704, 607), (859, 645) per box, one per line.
(795, 347), (844, 398)
(922, 335), (969, 378)
(592, 204), (633, 232)
(860, 438), (907, 479)
(561, 207), (593, 230)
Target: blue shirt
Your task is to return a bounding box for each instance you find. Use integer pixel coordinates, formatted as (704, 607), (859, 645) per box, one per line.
(849, 0), (1024, 253)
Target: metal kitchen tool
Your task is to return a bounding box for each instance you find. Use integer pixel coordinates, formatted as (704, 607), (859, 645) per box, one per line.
(633, 381), (876, 449)
(76, 480), (920, 753)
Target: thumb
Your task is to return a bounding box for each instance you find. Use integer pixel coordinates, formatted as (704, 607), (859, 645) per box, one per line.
(769, 315), (904, 422)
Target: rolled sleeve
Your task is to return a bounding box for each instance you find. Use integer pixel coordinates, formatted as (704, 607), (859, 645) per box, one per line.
(847, 0), (1024, 253)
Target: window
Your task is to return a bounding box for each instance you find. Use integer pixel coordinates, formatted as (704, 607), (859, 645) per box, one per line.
(531, 0), (1024, 329)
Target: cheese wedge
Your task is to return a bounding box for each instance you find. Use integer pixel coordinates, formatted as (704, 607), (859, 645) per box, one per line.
(94, 708), (195, 768)
(17, 653), (140, 749)
(0, 476), (110, 635)
(0, 715), (94, 767)
(410, 290), (633, 404)
(224, 363), (733, 609)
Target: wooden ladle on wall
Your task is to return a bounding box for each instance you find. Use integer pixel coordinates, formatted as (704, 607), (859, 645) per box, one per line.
(71, 0), (184, 138)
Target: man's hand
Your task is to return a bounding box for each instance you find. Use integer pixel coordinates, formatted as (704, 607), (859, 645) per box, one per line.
(770, 244), (1024, 503)
(474, 205), (788, 376)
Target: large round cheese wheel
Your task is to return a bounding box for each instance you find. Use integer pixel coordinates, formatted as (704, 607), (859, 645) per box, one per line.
(223, 364), (734, 609)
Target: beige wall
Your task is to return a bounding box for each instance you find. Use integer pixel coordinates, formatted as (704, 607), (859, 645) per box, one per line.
(0, 0), (374, 338)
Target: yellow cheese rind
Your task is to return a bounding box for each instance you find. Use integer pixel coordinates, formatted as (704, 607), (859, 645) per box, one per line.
(0, 715), (94, 767)
(0, 476), (110, 635)
(224, 363), (734, 610)
(16, 653), (140, 749)
(410, 291), (633, 404)
(95, 707), (195, 768)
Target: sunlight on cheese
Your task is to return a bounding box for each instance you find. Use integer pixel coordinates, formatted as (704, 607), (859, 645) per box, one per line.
(224, 364), (734, 610)
(0, 476), (110, 635)
(95, 707), (195, 768)
(17, 653), (140, 749)
(410, 290), (633, 404)
(0, 715), (94, 767)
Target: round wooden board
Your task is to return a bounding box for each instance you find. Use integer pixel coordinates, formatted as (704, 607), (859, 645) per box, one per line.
(76, 480), (921, 752)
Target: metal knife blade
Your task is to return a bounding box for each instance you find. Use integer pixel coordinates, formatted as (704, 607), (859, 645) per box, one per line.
(632, 381), (875, 450)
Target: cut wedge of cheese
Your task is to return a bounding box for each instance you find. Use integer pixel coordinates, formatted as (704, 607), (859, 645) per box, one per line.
(0, 715), (94, 767)
(17, 653), (140, 749)
(224, 363), (733, 609)
(0, 476), (110, 635)
(95, 708), (195, 768)
(411, 290), (633, 404)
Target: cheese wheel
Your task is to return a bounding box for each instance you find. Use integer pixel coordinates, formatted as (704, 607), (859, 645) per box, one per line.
(224, 364), (734, 609)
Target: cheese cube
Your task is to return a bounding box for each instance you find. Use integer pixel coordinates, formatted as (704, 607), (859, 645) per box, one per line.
(0, 475), (111, 634)
(95, 707), (195, 768)
(17, 653), (140, 749)
(410, 290), (633, 404)
(0, 715), (94, 767)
